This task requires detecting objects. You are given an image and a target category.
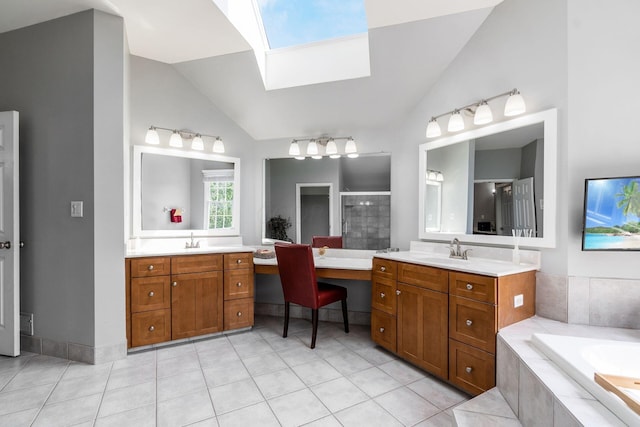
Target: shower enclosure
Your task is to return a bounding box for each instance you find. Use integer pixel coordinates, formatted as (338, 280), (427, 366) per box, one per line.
(341, 192), (390, 250)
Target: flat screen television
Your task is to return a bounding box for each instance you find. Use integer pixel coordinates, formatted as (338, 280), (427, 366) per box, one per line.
(582, 176), (640, 251)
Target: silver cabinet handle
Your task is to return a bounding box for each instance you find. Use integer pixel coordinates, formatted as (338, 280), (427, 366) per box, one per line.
(380, 266), (386, 272)
(236, 282), (242, 287)
(396, 290), (401, 295)
(466, 319), (473, 327)
(148, 265), (154, 271)
(466, 283), (473, 290)
(172, 281), (177, 287)
(237, 311), (242, 317)
(149, 325), (155, 332)
(379, 327), (385, 333)
(236, 259), (242, 264)
(380, 292), (385, 299)
(149, 291), (155, 297)
(0, 241), (11, 249)
(465, 366), (473, 374)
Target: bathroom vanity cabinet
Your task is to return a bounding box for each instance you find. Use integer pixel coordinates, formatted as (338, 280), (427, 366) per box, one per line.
(371, 257), (535, 396)
(125, 251), (254, 348)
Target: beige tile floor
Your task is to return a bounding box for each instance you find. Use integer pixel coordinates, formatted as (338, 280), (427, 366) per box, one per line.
(0, 315), (469, 426)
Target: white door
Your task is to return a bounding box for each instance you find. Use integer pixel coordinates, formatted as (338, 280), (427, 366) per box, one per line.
(513, 177), (536, 235)
(0, 111), (20, 357)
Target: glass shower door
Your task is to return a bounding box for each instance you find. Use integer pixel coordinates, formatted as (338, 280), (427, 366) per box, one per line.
(341, 193), (390, 250)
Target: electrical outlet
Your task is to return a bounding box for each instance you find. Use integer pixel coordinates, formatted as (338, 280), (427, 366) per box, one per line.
(514, 294), (524, 308)
(71, 201), (83, 217)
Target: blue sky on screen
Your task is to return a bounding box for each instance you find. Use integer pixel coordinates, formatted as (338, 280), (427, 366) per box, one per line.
(585, 177), (640, 228)
(257, 0), (367, 49)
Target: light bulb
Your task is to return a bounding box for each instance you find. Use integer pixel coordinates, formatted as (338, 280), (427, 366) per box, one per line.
(474, 102), (493, 125)
(288, 140), (300, 156)
(213, 137), (225, 153)
(329, 154), (341, 159)
(311, 155), (322, 160)
(145, 127), (160, 145)
(447, 111), (465, 132)
(436, 172), (444, 182)
(347, 153), (359, 158)
(426, 118), (441, 138)
(504, 90), (526, 116)
(294, 156), (305, 160)
(307, 140), (319, 156)
(191, 134), (204, 150)
(169, 131), (183, 147)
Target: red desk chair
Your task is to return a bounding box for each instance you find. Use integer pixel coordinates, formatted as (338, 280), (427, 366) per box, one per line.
(311, 236), (343, 248)
(274, 243), (349, 349)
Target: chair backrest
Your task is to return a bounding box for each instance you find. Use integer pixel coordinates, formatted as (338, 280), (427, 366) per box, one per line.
(274, 243), (319, 308)
(311, 236), (343, 248)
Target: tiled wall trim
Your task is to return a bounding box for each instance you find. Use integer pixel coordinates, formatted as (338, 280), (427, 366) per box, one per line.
(20, 335), (127, 364)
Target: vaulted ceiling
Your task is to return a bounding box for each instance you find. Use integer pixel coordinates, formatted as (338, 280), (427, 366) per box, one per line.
(0, 0), (502, 140)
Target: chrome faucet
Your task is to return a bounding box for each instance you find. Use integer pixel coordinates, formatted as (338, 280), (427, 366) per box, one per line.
(185, 232), (200, 249)
(449, 238), (471, 260)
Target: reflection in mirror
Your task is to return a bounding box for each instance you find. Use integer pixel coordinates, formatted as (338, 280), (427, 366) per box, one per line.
(419, 109), (557, 248)
(133, 145), (241, 237)
(424, 181), (442, 231)
(263, 154), (391, 250)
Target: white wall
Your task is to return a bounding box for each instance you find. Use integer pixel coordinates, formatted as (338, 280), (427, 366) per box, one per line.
(566, 0), (640, 279)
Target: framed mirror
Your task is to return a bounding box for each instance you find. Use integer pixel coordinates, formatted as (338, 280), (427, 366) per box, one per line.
(133, 145), (241, 237)
(418, 108), (557, 248)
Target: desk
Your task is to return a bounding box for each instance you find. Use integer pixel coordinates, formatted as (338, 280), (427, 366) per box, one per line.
(253, 254), (373, 281)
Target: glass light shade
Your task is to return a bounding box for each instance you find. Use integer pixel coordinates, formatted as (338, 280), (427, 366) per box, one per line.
(191, 135), (204, 150)
(325, 139), (338, 155)
(436, 172), (444, 182)
(504, 92), (526, 116)
(145, 127), (160, 145)
(169, 131), (183, 147)
(447, 112), (465, 132)
(306, 140), (319, 155)
(473, 103), (493, 125)
(288, 140), (300, 156)
(344, 138), (357, 154)
(294, 156), (305, 160)
(425, 119), (441, 138)
(347, 153), (359, 158)
(329, 154), (341, 159)
(428, 171), (437, 181)
(311, 155), (322, 160)
(213, 137), (225, 153)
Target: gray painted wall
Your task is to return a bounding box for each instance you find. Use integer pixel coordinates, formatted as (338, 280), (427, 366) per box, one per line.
(0, 10), (125, 348)
(475, 148), (522, 180)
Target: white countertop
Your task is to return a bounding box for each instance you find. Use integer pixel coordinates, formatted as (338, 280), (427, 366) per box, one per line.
(126, 245), (254, 258)
(374, 251), (538, 277)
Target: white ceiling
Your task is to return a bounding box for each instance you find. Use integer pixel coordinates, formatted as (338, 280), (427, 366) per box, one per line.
(0, 0), (503, 140)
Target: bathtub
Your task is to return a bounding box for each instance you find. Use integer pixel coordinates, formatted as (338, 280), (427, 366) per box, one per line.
(532, 333), (640, 426)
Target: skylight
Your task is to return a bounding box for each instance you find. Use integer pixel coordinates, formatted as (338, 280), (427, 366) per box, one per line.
(257, 0), (368, 49)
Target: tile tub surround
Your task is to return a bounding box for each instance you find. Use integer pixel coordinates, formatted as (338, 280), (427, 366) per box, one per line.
(3, 315), (470, 426)
(536, 273), (640, 328)
(496, 316), (640, 426)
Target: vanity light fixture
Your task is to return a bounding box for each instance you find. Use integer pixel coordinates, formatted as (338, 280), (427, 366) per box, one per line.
(145, 126), (225, 153)
(289, 136), (358, 159)
(425, 88), (526, 138)
(427, 169), (444, 182)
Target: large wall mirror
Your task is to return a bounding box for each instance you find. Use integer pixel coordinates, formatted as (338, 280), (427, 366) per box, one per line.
(263, 154), (391, 249)
(419, 108), (557, 248)
(133, 145), (241, 237)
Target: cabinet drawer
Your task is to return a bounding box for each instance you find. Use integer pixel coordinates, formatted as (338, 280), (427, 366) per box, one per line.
(449, 339), (495, 396)
(131, 276), (171, 313)
(131, 309), (171, 347)
(224, 298), (254, 330)
(371, 309), (397, 353)
(449, 296), (496, 353)
(449, 272), (496, 304)
(224, 253), (253, 270)
(372, 258), (397, 280)
(224, 269), (254, 300)
(371, 276), (397, 315)
(171, 254), (222, 274)
(398, 262), (448, 292)
(130, 257), (170, 277)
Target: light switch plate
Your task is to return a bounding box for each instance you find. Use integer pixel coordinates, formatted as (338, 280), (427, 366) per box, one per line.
(71, 201), (83, 217)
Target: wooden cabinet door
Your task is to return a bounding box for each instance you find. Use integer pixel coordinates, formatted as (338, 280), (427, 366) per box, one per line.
(371, 275), (397, 315)
(397, 283), (448, 378)
(371, 309), (397, 353)
(171, 271), (223, 339)
(224, 298), (254, 330)
(224, 269), (254, 300)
